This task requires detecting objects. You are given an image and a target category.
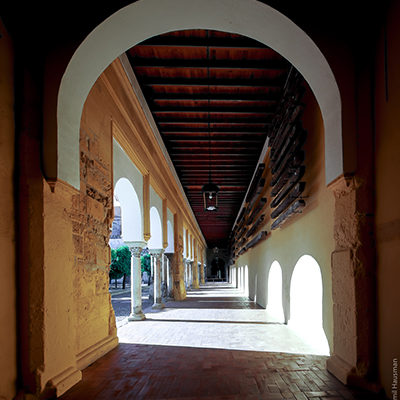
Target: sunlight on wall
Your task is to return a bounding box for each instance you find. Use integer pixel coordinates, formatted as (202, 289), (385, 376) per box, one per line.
(266, 261), (285, 323)
(148, 206), (162, 249)
(114, 177), (142, 241)
(244, 265), (249, 296)
(254, 274), (258, 303)
(288, 255), (330, 355)
(230, 266), (237, 287)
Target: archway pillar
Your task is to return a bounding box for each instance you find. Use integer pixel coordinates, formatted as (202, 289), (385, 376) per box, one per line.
(126, 241), (147, 321)
(165, 252), (174, 298)
(200, 251), (205, 284)
(327, 174), (376, 387)
(150, 248), (165, 309)
(192, 241), (199, 289)
(172, 244), (186, 300)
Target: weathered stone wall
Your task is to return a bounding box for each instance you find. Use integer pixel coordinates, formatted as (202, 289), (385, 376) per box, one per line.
(74, 78), (117, 364)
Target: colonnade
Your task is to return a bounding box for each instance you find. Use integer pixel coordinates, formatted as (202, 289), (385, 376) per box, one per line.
(123, 240), (207, 321)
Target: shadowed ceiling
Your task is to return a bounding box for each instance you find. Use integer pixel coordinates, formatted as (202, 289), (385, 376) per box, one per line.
(125, 29), (290, 249)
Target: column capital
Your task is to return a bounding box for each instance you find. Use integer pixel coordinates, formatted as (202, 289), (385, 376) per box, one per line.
(149, 248), (165, 259)
(125, 240), (147, 258)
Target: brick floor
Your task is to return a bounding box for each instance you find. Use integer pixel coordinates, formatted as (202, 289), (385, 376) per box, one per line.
(59, 283), (388, 400)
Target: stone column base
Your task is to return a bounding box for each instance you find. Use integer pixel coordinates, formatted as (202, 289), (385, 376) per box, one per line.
(152, 303), (165, 309)
(128, 312), (146, 321)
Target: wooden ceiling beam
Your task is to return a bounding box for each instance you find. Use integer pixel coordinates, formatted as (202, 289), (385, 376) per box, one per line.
(169, 148), (259, 155)
(141, 78), (286, 87)
(160, 128), (268, 134)
(167, 138), (265, 144)
(151, 106), (275, 113)
(130, 58), (288, 70)
(156, 116), (272, 123)
(148, 93), (280, 101)
(129, 36), (270, 49)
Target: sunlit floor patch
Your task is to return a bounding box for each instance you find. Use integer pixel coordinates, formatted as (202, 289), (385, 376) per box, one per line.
(116, 282), (330, 356)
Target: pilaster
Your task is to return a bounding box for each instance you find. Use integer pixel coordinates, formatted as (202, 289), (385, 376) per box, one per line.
(172, 244), (186, 300)
(327, 174), (377, 387)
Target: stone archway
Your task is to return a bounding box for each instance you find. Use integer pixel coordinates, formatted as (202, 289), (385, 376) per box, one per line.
(51, 0), (372, 388)
(55, 0), (342, 191)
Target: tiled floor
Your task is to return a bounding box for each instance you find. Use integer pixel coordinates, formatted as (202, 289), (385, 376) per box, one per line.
(59, 283), (388, 400)
(116, 284), (328, 356)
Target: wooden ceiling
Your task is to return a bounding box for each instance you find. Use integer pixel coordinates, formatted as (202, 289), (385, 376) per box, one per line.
(126, 30), (290, 249)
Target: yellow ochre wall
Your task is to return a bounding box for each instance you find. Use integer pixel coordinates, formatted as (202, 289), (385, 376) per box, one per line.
(235, 84), (335, 350)
(0, 17), (17, 400)
(374, 1), (400, 394)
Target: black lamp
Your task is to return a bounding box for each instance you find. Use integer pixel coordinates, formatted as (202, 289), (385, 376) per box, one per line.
(202, 30), (219, 212)
(202, 179), (219, 211)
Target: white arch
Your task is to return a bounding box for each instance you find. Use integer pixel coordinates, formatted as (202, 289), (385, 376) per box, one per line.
(148, 206), (162, 249)
(114, 177), (142, 241)
(289, 255), (330, 355)
(57, 0), (342, 190)
(266, 261), (285, 323)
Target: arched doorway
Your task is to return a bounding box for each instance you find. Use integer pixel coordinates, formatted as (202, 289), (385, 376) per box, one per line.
(288, 255), (330, 355)
(266, 261), (285, 323)
(114, 177), (142, 241)
(211, 257), (226, 280)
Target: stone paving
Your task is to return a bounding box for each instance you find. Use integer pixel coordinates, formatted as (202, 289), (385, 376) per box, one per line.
(59, 283), (388, 400)
(116, 284), (328, 356)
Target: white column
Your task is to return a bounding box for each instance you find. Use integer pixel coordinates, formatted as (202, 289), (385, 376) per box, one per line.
(125, 241), (147, 321)
(150, 248), (165, 309)
(162, 254), (168, 299)
(165, 252), (174, 298)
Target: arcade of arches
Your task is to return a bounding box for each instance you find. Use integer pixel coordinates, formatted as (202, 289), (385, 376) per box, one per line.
(1, 1), (399, 399)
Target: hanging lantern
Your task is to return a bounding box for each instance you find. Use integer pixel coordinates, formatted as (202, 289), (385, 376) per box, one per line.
(202, 180), (219, 211)
(202, 31), (220, 212)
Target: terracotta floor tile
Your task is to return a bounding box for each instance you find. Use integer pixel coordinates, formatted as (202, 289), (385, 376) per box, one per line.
(59, 283), (388, 400)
